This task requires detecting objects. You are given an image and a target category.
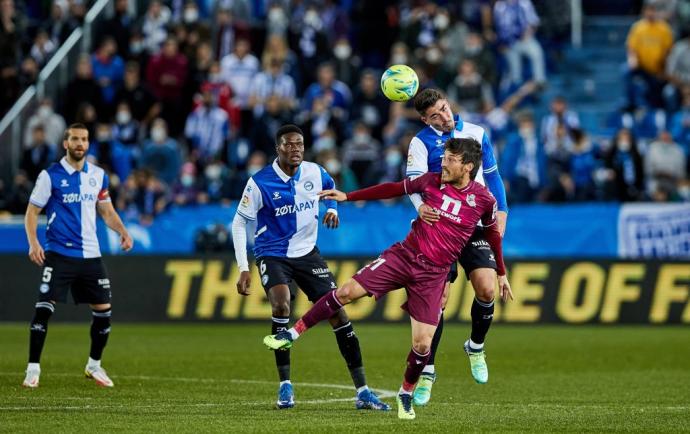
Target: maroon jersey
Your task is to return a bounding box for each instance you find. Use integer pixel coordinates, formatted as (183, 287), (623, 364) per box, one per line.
(401, 172), (497, 267)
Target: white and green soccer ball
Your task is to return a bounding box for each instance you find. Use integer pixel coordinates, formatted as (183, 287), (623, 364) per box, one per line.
(380, 64), (419, 102)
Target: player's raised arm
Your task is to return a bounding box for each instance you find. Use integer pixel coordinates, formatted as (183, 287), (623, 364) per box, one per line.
(320, 173), (435, 203)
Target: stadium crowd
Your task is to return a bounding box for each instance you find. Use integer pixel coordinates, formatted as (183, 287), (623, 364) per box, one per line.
(1, 0), (689, 222)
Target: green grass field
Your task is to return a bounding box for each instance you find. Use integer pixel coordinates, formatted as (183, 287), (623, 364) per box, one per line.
(1, 323), (689, 433)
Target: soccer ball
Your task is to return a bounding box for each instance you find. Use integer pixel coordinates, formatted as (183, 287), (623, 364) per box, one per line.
(380, 65), (419, 102)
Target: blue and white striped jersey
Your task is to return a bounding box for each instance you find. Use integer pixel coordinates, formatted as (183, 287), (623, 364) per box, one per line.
(236, 159), (337, 259)
(406, 114), (508, 212)
(29, 157), (110, 258)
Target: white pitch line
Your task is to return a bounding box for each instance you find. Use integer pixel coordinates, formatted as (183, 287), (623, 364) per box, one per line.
(0, 372), (397, 409)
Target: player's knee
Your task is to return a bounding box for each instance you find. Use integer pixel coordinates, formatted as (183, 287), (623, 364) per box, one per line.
(475, 285), (495, 302)
(335, 284), (354, 304)
(471, 272), (496, 302)
(271, 301), (290, 317)
(412, 338), (432, 355)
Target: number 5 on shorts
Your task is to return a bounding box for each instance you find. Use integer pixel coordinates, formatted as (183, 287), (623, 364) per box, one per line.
(42, 267), (53, 283)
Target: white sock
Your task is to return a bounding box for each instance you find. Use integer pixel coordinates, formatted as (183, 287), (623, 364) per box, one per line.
(280, 380), (292, 386)
(422, 364), (435, 375)
(469, 339), (484, 351)
(27, 362), (40, 372)
(87, 357), (101, 368)
(398, 387), (412, 396)
(356, 385), (369, 394)
(287, 328), (299, 340)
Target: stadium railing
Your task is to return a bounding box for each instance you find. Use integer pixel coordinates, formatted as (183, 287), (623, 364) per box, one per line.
(0, 0), (110, 186)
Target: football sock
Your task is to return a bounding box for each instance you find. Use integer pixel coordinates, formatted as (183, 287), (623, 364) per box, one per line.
(333, 321), (366, 389)
(470, 297), (494, 345)
(29, 302), (54, 364)
(402, 348), (430, 392)
(89, 308), (111, 361)
(422, 365), (435, 375)
(288, 290), (342, 338)
(426, 312), (444, 367)
(272, 316), (291, 382)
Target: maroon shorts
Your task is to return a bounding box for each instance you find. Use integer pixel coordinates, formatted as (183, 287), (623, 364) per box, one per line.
(352, 242), (449, 326)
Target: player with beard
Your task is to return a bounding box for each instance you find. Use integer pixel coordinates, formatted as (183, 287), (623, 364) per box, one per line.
(264, 137), (513, 420)
(232, 124), (389, 411)
(22, 123), (133, 388)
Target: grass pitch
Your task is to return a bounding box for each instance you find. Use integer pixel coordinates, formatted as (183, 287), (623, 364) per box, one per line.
(1, 323), (689, 433)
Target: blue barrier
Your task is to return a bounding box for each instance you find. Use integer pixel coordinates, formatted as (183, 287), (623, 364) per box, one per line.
(1, 202), (688, 258)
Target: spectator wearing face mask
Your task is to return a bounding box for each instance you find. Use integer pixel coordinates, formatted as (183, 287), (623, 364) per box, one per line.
(24, 98), (66, 149)
(288, 5), (330, 90)
(332, 37), (360, 89)
(447, 59), (495, 114)
(248, 57), (296, 119)
(301, 62), (352, 121)
(172, 162), (207, 206)
(251, 94), (293, 159)
(220, 37), (259, 137)
(501, 110), (548, 203)
(603, 128), (645, 202)
(91, 36), (125, 119)
(315, 148), (358, 192)
(202, 160), (234, 204)
(351, 69), (390, 142)
(342, 122), (382, 187)
(112, 101), (139, 146)
(21, 125), (56, 181)
(645, 130), (687, 199)
(141, 118), (181, 186)
(185, 87), (230, 163)
(118, 169), (169, 224)
(115, 61), (161, 131)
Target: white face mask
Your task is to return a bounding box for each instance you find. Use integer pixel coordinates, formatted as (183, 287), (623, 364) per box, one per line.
(116, 110), (131, 124)
(181, 174), (194, 187)
(519, 126), (534, 138)
(434, 14), (450, 30)
(334, 44), (351, 60)
(617, 140), (631, 152)
(268, 7), (286, 24)
(151, 127), (166, 143)
(425, 48), (442, 64)
(304, 10), (321, 29)
(392, 54), (408, 65)
(247, 165), (262, 176)
(386, 151), (402, 167)
(37, 106), (52, 117)
(205, 164), (222, 180)
(325, 159), (341, 175)
(183, 9), (199, 23)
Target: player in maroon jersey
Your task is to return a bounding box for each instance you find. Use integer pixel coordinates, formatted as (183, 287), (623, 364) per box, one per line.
(263, 137), (513, 420)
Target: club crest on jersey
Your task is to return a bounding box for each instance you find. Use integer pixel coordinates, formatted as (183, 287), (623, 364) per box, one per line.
(466, 194), (476, 207)
(60, 179), (69, 187)
(304, 181), (314, 191)
(273, 192), (282, 200)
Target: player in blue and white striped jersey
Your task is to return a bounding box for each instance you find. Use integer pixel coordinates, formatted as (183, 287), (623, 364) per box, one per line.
(406, 89), (509, 405)
(232, 124), (389, 411)
(22, 123), (132, 389)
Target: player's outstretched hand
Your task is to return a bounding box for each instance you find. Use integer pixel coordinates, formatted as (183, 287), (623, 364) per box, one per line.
(319, 189), (347, 202)
(322, 211), (339, 229)
(418, 203), (440, 225)
(498, 275), (514, 302)
(237, 271), (251, 296)
(28, 241), (45, 266)
(120, 232), (133, 251)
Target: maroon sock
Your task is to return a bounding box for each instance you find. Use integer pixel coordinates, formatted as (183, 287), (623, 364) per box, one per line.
(402, 348), (431, 392)
(301, 290), (343, 330)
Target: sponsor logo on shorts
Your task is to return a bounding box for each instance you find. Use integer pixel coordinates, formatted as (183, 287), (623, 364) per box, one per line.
(39, 284), (49, 294)
(98, 278), (111, 289)
(312, 268), (330, 275)
(262, 275), (269, 286)
(472, 240), (490, 248)
(489, 253), (495, 262)
(304, 181), (314, 191)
